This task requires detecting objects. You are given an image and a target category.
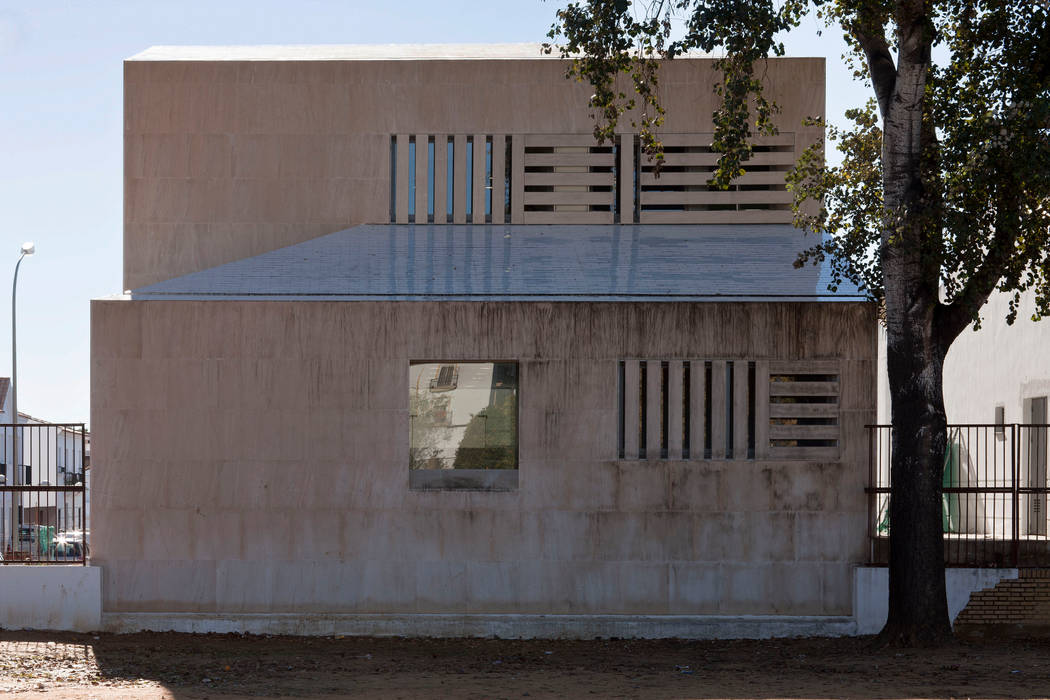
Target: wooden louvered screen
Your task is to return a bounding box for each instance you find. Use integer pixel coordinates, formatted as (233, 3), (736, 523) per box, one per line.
(619, 359), (761, 461)
(637, 133), (796, 224)
(618, 358), (841, 462)
(767, 360), (841, 460)
(520, 134), (615, 224)
(392, 132), (802, 225)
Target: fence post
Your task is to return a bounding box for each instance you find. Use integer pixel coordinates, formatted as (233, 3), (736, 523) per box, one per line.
(867, 424), (874, 564)
(1012, 423), (1020, 568)
(81, 426), (87, 566)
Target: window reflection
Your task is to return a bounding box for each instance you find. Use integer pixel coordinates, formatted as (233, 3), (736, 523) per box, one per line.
(409, 362), (518, 470)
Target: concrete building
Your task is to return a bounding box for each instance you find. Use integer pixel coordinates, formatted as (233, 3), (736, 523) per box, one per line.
(89, 44), (880, 636)
(941, 290), (1050, 541)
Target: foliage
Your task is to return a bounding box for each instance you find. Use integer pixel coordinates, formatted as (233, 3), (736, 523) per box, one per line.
(409, 391), (452, 470)
(452, 391), (518, 470)
(547, 0), (1049, 645)
(547, 0), (1050, 329)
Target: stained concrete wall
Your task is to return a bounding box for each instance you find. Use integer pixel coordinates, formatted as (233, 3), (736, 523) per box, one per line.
(91, 300), (875, 616)
(123, 55), (825, 289)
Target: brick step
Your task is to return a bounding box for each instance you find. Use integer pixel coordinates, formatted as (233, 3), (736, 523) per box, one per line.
(955, 569), (1050, 638)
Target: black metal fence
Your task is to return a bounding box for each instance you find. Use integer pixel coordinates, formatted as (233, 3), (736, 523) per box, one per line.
(867, 424), (1050, 567)
(0, 423), (88, 564)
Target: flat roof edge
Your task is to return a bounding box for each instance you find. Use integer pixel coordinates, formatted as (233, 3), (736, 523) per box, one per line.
(126, 44), (823, 62)
(125, 294), (870, 302)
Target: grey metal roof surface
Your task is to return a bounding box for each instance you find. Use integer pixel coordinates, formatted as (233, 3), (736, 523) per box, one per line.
(131, 224), (866, 302)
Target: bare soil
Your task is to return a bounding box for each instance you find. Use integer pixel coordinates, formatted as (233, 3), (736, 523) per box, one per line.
(1, 630), (1048, 699)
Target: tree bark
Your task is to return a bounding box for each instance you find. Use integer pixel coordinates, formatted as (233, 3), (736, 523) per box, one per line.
(870, 0), (954, 646)
(879, 306), (954, 645)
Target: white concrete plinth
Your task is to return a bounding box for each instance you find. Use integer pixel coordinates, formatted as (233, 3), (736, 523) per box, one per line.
(853, 566), (1017, 635)
(0, 565), (102, 632)
(104, 612), (857, 639)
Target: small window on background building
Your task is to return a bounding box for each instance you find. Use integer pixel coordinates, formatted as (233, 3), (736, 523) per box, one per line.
(995, 405), (1005, 438)
(409, 361), (518, 473)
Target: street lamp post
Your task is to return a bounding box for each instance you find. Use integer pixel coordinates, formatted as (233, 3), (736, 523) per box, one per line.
(9, 242), (34, 554)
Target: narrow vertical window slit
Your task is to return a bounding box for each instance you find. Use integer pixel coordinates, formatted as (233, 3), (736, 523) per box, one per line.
(617, 361), (625, 460)
(683, 361), (691, 459)
(661, 361), (669, 459)
(408, 137), (416, 221)
(726, 362), (735, 459)
(748, 361), (756, 460)
(639, 361), (647, 459)
(704, 361), (712, 459)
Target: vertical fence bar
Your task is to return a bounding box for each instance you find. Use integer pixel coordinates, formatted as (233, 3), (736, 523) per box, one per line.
(1013, 423), (1020, 567)
(869, 424), (877, 563)
(81, 427), (86, 565)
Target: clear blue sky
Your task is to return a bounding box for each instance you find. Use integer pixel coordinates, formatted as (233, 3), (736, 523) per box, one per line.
(0, 1), (866, 427)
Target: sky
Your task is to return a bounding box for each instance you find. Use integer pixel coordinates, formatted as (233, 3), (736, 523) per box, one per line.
(0, 0), (869, 427)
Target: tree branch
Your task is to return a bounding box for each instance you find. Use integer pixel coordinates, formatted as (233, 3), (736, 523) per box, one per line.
(854, 27), (896, 118)
(935, 192), (1021, 344)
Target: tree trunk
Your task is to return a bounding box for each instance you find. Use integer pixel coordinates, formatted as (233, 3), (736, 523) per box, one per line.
(878, 308), (954, 645)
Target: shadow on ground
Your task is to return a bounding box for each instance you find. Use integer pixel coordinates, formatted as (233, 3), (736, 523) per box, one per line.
(2, 630), (1050, 698)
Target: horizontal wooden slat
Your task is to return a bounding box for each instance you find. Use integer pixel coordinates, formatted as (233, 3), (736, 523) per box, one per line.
(769, 403), (839, 418)
(524, 191), (615, 205)
(769, 360), (841, 375)
(650, 132), (794, 148)
(524, 134), (615, 148)
(647, 151), (797, 167)
(523, 211), (614, 224)
(525, 153), (615, 167)
(648, 133), (714, 147)
(768, 381), (840, 396)
(641, 190), (794, 206)
(769, 424), (840, 440)
(640, 171), (790, 187)
(638, 209), (793, 224)
(525, 172), (615, 187)
(768, 446), (840, 461)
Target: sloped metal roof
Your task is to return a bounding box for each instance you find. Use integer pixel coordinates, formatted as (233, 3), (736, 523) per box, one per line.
(131, 224), (866, 302)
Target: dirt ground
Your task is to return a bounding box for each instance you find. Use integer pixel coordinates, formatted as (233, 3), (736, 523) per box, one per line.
(1, 631), (1049, 699)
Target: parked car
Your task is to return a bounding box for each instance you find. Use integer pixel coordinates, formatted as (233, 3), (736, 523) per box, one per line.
(51, 537), (87, 561)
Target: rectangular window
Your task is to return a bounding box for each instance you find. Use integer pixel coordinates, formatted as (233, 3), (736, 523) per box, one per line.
(409, 361), (518, 490)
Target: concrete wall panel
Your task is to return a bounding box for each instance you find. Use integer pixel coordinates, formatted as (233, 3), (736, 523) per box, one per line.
(124, 57), (825, 289)
(92, 299), (875, 615)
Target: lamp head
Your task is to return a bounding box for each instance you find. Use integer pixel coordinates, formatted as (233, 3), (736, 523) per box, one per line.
(20, 242), (34, 256)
